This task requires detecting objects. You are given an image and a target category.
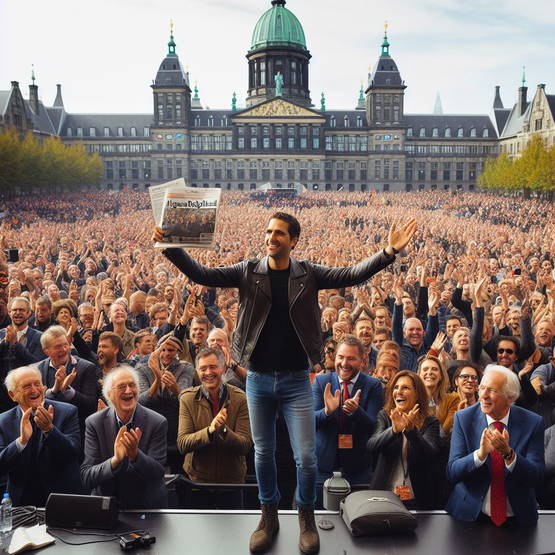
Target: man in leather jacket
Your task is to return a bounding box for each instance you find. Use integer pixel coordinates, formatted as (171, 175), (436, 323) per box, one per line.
(154, 212), (416, 554)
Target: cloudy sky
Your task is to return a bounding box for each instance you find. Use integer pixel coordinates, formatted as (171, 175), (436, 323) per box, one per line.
(1, 0), (553, 116)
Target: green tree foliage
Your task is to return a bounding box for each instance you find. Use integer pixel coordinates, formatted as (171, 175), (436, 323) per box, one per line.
(0, 128), (103, 193)
(479, 134), (555, 194)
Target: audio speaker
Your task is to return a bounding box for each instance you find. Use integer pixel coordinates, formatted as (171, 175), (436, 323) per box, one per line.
(45, 494), (118, 529)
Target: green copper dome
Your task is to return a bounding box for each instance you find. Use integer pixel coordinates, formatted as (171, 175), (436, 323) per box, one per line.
(250, 0), (307, 52)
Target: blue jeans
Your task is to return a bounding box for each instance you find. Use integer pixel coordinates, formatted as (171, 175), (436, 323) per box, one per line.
(246, 369), (316, 508)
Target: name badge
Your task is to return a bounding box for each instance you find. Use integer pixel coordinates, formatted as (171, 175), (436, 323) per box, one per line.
(394, 484), (412, 501)
(338, 434), (353, 449)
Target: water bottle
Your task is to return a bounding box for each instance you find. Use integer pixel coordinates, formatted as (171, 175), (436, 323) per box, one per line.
(0, 493), (12, 533)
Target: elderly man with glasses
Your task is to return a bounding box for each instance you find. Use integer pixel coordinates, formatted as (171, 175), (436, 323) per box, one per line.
(80, 366), (168, 509)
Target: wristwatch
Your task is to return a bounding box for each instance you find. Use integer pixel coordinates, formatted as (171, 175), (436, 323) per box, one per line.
(502, 448), (514, 461)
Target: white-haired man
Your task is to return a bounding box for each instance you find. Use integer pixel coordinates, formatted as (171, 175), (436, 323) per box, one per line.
(80, 366), (168, 509)
(0, 366), (82, 506)
(447, 364), (544, 526)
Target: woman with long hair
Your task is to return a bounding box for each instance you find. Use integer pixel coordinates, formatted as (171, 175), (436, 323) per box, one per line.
(417, 355), (459, 434)
(367, 371), (440, 509)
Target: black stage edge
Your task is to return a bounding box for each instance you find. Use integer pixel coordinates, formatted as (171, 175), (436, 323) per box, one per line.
(11, 510), (555, 554)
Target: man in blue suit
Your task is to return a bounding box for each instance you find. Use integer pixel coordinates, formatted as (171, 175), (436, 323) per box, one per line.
(0, 297), (44, 361)
(313, 335), (383, 505)
(0, 366), (83, 506)
(447, 364), (544, 525)
(36, 326), (98, 433)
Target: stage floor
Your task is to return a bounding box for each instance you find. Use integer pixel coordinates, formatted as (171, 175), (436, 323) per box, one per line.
(5, 510), (555, 554)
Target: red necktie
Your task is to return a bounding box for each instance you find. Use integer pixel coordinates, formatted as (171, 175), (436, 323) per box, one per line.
(342, 380), (351, 401)
(339, 381), (351, 431)
(490, 421), (507, 526)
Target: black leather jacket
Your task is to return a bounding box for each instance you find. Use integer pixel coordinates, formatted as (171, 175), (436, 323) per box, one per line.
(162, 248), (395, 367)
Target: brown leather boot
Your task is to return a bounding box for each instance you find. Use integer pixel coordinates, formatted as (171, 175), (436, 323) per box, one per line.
(298, 506), (320, 554)
(249, 503), (279, 553)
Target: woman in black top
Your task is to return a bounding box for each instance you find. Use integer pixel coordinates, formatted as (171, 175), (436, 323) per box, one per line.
(367, 370), (440, 509)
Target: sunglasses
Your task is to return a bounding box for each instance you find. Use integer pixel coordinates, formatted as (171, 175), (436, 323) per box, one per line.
(497, 348), (514, 355)
(458, 374), (478, 382)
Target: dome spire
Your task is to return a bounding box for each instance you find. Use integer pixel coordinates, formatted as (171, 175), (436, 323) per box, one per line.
(521, 65), (526, 87)
(167, 19), (177, 57)
(381, 21), (390, 56)
(271, 0), (286, 5)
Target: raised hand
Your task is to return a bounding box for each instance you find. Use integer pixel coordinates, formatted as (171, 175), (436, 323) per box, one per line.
(477, 427), (494, 461)
(430, 331), (447, 354)
(387, 219), (418, 253)
(389, 408), (405, 434)
(34, 404), (54, 433)
(147, 348), (163, 396)
(393, 275), (405, 303)
(209, 408), (228, 434)
(488, 426), (512, 458)
(403, 403), (420, 431)
(62, 369), (78, 390)
(120, 427), (142, 462)
(457, 398), (469, 411)
(323, 382), (341, 415)
(97, 398), (108, 412)
(67, 317), (78, 342)
(152, 226), (165, 243)
(161, 369), (180, 395)
(428, 289), (440, 315)
(111, 425), (128, 468)
(52, 366), (67, 394)
(5, 324), (16, 345)
(342, 389), (361, 414)
(19, 407), (34, 445)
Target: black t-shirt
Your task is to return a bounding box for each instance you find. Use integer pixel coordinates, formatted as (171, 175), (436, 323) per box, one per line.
(250, 266), (308, 372)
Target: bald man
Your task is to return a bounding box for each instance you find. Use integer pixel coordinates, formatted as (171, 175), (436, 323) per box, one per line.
(392, 285), (440, 371)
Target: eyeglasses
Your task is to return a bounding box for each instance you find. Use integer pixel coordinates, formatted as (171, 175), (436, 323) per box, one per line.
(112, 383), (138, 392)
(458, 374), (478, 382)
(497, 348), (514, 355)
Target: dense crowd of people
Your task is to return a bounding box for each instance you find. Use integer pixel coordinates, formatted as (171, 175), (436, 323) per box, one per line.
(1, 189), (555, 528)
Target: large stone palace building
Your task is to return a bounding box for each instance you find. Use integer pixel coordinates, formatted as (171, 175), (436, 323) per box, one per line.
(1, 0), (553, 192)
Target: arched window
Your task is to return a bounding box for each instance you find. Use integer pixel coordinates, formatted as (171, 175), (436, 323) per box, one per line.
(419, 127), (426, 137)
(344, 116), (350, 128)
(482, 128), (489, 137)
(330, 116), (336, 127)
(470, 127), (476, 137)
(432, 127), (438, 137)
(457, 127), (464, 137)
(445, 127), (451, 137)
(407, 127), (413, 137)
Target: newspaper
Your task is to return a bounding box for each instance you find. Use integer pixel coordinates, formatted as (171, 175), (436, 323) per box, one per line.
(148, 177), (187, 225)
(153, 181), (221, 249)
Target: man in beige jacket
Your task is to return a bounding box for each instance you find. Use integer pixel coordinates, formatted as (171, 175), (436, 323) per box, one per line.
(177, 347), (252, 508)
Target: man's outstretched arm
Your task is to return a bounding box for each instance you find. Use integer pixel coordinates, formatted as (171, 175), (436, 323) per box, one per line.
(314, 220), (417, 289)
